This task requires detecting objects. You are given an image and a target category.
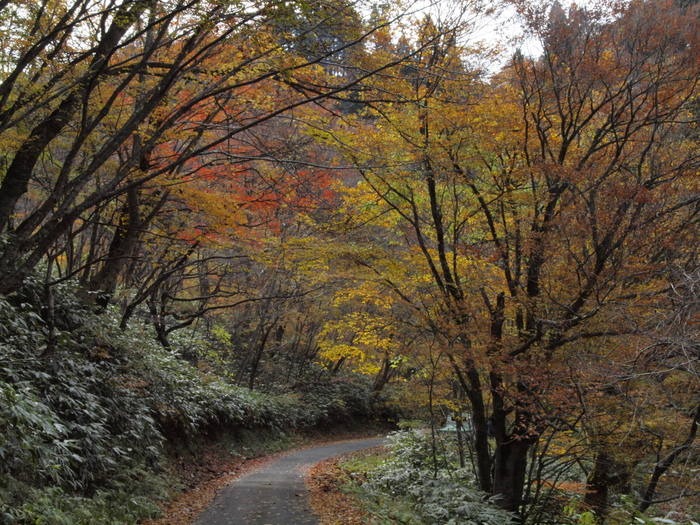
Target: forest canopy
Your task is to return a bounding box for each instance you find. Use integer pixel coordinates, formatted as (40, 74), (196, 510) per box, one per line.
(0, 0), (698, 523)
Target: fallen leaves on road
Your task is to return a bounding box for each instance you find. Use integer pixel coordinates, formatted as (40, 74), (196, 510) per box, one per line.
(144, 427), (389, 524)
(143, 444), (282, 525)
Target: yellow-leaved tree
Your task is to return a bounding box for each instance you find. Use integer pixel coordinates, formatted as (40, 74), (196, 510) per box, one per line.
(304, 0), (698, 518)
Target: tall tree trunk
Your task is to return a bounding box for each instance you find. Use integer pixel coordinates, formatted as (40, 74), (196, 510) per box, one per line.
(248, 323), (274, 390)
(148, 295), (171, 350)
(489, 375), (533, 515)
(372, 356), (393, 396)
(89, 186), (142, 306)
(493, 437), (531, 513)
(486, 289), (532, 513)
(450, 355), (492, 493)
(584, 452), (613, 519)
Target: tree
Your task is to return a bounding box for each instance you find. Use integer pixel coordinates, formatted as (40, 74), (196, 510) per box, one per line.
(0, 0), (428, 297)
(313, 0), (698, 516)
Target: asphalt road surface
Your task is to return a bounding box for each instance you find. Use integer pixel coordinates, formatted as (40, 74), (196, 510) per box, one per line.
(195, 437), (385, 525)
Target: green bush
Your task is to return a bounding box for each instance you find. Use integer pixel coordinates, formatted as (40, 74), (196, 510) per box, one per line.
(0, 285), (165, 524)
(295, 375), (374, 426)
(359, 430), (515, 525)
(3, 476), (164, 524)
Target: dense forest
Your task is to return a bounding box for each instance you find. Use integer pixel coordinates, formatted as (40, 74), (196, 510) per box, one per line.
(0, 0), (697, 523)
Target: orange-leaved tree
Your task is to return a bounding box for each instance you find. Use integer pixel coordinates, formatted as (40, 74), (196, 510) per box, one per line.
(310, 0), (698, 517)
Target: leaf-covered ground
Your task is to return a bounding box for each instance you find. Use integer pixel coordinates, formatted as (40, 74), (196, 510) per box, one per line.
(307, 448), (385, 525)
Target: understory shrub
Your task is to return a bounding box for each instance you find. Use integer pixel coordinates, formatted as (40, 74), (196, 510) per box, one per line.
(359, 430), (515, 525)
(0, 282), (165, 524)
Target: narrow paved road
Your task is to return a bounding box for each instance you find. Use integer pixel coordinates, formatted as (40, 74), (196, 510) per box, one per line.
(195, 437), (384, 525)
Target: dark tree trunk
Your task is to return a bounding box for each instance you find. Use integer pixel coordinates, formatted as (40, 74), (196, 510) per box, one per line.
(372, 356), (393, 395)
(450, 356), (492, 493)
(0, 94), (78, 232)
(493, 438), (531, 513)
(584, 452), (612, 519)
(584, 451), (631, 519)
(248, 323), (274, 390)
(148, 297), (171, 350)
(467, 368), (493, 494)
(89, 186), (142, 306)
(331, 356), (346, 375)
(489, 374), (533, 515)
(486, 289), (530, 511)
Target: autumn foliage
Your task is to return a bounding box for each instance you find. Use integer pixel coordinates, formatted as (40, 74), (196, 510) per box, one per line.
(0, 0), (697, 522)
